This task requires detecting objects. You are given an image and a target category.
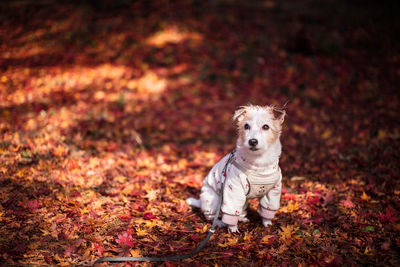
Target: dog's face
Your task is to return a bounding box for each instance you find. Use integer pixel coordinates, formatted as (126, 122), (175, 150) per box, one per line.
(233, 104), (285, 154)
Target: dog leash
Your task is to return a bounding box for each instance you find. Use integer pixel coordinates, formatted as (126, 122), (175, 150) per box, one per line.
(94, 150), (236, 265)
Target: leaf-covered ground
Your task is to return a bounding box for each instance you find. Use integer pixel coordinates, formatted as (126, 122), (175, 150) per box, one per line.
(1, 0), (399, 266)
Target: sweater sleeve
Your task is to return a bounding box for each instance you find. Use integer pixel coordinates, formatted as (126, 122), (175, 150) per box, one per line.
(221, 175), (246, 226)
(258, 173), (282, 219)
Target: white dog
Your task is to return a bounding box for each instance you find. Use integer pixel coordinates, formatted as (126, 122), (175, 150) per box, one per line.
(187, 104), (285, 233)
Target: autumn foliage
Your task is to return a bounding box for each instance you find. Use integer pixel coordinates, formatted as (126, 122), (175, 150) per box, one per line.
(0, 0), (399, 266)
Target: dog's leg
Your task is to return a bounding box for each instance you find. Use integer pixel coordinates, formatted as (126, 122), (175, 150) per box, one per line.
(238, 201), (250, 223)
(262, 218), (272, 227)
(228, 225), (240, 233)
(186, 197), (201, 208)
(215, 220), (239, 233)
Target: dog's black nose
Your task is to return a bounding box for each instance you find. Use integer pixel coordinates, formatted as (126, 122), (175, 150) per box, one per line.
(248, 139), (258, 147)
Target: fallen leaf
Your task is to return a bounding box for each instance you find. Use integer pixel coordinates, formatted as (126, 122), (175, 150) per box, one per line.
(135, 227), (149, 237)
(145, 189), (158, 201)
(114, 175), (127, 183)
(130, 249), (142, 257)
(360, 192), (371, 201)
(323, 191), (335, 206)
(143, 212), (157, 220)
(115, 232), (135, 248)
(280, 225), (296, 240)
(261, 235), (275, 245)
(361, 226), (375, 232)
(341, 198), (355, 208)
(280, 201), (299, 213)
(218, 237), (239, 247)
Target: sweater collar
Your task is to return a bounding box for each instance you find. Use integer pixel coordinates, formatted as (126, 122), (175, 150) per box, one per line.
(233, 151), (279, 176)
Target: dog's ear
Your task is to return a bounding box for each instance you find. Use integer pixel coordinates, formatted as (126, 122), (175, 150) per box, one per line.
(277, 109), (285, 124)
(270, 105), (286, 124)
(233, 106), (247, 123)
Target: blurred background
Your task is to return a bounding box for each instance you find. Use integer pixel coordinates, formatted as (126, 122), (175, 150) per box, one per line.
(1, 0), (399, 179)
(0, 0), (399, 265)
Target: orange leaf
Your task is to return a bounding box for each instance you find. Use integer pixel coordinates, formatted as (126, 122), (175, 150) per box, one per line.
(218, 237), (239, 247)
(361, 192), (371, 201)
(279, 225), (296, 240)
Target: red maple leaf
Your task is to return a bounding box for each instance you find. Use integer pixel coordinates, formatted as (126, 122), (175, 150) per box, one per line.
(379, 208), (399, 224)
(115, 232), (135, 248)
(143, 212), (157, 220)
(283, 193), (296, 201)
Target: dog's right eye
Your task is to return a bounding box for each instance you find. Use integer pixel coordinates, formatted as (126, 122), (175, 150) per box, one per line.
(244, 123), (250, 130)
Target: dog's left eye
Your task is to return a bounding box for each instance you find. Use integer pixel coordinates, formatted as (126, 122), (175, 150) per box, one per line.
(262, 124), (270, 130)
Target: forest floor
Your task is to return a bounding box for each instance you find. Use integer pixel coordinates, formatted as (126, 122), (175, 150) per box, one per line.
(0, 0), (399, 266)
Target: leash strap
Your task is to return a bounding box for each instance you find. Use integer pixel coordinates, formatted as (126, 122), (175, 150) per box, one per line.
(94, 150), (236, 264)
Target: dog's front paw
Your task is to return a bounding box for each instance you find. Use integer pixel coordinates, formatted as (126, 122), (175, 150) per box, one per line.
(262, 218), (272, 227)
(228, 225), (240, 233)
